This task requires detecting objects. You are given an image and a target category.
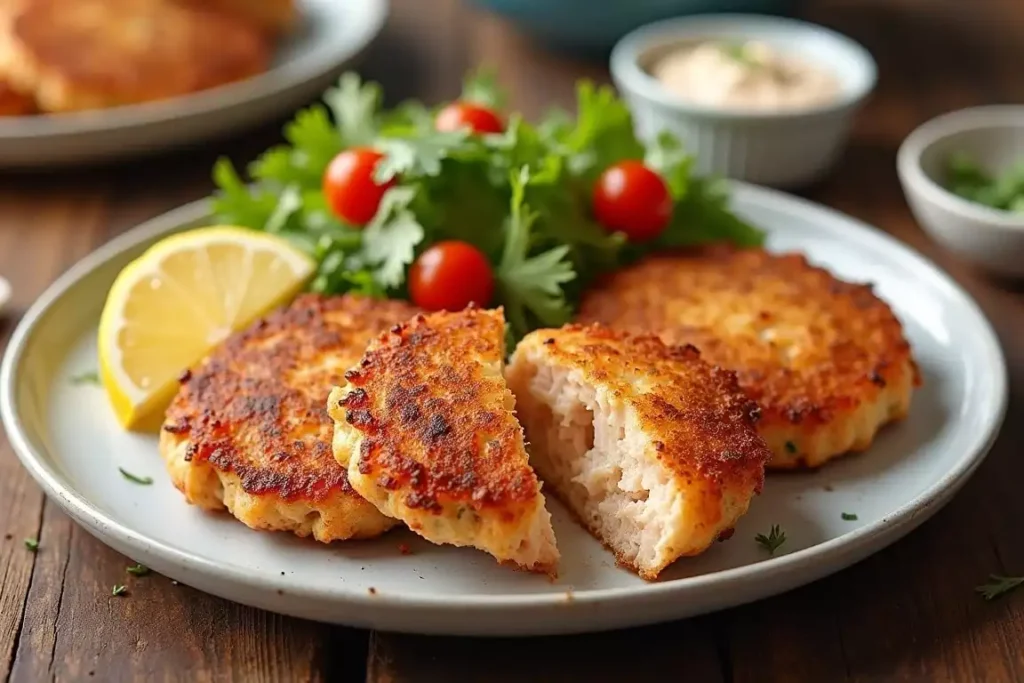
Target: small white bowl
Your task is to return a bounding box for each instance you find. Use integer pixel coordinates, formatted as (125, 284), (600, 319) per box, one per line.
(610, 14), (877, 188)
(897, 106), (1024, 279)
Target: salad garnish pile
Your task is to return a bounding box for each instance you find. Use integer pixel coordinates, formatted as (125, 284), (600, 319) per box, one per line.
(212, 70), (764, 340)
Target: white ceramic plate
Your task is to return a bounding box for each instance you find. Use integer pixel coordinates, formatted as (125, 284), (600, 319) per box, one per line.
(1, 184), (1006, 636)
(0, 0), (387, 167)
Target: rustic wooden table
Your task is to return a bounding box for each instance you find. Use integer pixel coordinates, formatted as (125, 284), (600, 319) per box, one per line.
(2, 0), (1023, 680)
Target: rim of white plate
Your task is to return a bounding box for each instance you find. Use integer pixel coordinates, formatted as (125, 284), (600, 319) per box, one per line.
(0, 183), (1008, 613)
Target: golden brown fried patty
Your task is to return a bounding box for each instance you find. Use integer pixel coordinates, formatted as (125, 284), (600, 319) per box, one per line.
(0, 79), (32, 115)
(173, 0), (297, 35)
(0, 0), (271, 112)
(576, 247), (919, 469)
(160, 294), (421, 543)
(507, 324), (770, 580)
(329, 307), (559, 574)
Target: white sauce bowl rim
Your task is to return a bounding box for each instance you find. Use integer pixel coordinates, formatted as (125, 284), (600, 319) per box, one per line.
(610, 13), (878, 120)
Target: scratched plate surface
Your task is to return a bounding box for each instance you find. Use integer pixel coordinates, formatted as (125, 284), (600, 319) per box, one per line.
(1, 185), (1006, 635)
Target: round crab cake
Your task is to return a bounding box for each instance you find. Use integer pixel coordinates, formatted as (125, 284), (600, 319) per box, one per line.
(576, 246), (919, 469)
(506, 324), (771, 581)
(0, 0), (271, 113)
(160, 294), (421, 543)
(328, 307), (559, 575)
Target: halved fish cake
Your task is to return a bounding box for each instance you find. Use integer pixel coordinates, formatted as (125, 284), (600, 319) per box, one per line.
(328, 307), (559, 575)
(0, 0), (270, 112)
(506, 324), (771, 581)
(576, 246), (919, 469)
(160, 294), (420, 543)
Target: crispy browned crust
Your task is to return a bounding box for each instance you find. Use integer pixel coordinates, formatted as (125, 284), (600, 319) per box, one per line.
(161, 294), (421, 541)
(2, 0), (271, 112)
(519, 324), (770, 503)
(338, 307), (542, 515)
(576, 246), (919, 468)
(0, 79), (33, 115)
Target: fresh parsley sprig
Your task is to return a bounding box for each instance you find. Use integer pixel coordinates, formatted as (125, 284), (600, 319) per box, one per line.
(755, 525), (787, 556)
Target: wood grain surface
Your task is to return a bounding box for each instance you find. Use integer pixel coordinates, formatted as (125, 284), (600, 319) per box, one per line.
(1, 0), (1023, 681)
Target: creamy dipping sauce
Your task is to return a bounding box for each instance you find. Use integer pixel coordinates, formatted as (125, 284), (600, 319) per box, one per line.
(650, 40), (842, 111)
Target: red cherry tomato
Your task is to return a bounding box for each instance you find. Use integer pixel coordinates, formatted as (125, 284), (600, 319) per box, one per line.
(592, 160), (673, 242)
(434, 101), (505, 135)
(409, 241), (495, 312)
(323, 147), (394, 226)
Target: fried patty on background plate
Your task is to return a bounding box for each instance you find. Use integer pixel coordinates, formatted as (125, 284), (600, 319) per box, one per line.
(576, 246), (919, 469)
(160, 294), (421, 543)
(329, 306), (559, 575)
(506, 324), (771, 580)
(0, 0), (270, 112)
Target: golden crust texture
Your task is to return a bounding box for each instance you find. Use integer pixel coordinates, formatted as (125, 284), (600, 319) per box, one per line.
(0, 79), (33, 115)
(576, 246), (919, 469)
(0, 0), (271, 112)
(328, 307), (559, 574)
(160, 294), (421, 543)
(507, 324), (771, 579)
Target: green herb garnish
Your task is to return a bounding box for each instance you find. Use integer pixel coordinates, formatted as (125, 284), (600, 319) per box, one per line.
(784, 441), (797, 454)
(841, 512), (858, 521)
(211, 70), (764, 341)
(755, 525), (786, 556)
(118, 468), (153, 485)
(70, 371), (100, 386)
(111, 585), (128, 597)
(720, 41), (758, 67)
(126, 564), (150, 577)
(24, 538), (38, 552)
(975, 575), (1024, 601)
(945, 152), (1024, 213)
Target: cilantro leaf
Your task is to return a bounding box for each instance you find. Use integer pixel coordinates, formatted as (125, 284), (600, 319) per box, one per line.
(497, 168), (576, 338)
(564, 81), (645, 180)
(361, 187), (426, 290)
(249, 104), (342, 189)
(658, 176), (765, 248)
(461, 68), (506, 109)
(324, 72), (381, 147)
(645, 131), (693, 199)
(374, 131), (470, 183)
(211, 158), (278, 230)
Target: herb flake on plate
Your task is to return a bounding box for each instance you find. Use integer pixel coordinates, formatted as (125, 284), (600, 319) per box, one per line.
(119, 468), (153, 485)
(70, 371), (100, 386)
(755, 525), (786, 556)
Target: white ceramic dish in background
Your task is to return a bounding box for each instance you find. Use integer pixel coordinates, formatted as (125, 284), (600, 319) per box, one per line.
(0, 0), (387, 168)
(0, 186), (1005, 636)
(897, 106), (1024, 279)
(610, 15), (876, 188)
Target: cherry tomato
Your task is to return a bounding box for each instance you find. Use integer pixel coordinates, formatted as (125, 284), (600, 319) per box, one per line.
(434, 101), (505, 135)
(323, 147), (394, 226)
(592, 160), (673, 242)
(409, 241), (495, 312)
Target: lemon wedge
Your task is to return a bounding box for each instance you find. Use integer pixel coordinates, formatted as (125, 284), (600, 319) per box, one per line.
(98, 226), (316, 431)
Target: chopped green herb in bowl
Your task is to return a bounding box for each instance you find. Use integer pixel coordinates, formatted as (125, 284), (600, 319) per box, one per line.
(945, 152), (1024, 213)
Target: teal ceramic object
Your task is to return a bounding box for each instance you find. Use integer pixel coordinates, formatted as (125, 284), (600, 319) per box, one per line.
(471, 0), (797, 52)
